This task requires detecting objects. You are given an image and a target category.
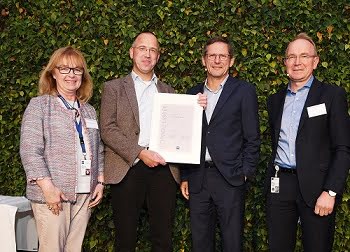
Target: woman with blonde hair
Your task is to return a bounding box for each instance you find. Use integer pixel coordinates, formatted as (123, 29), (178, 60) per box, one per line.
(20, 46), (104, 251)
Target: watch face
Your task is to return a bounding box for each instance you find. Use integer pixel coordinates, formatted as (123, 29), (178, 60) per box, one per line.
(328, 190), (336, 197)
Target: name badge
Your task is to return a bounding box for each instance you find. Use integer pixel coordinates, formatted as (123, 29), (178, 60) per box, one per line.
(85, 118), (99, 129)
(80, 159), (92, 176)
(307, 103), (327, 118)
(271, 177), (280, 193)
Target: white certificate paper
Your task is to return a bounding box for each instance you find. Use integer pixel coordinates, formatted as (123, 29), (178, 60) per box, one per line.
(149, 93), (203, 164)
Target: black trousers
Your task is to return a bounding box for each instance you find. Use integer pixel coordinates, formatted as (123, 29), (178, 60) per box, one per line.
(189, 166), (246, 252)
(266, 172), (337, 252)
(110, 161), (177, 252)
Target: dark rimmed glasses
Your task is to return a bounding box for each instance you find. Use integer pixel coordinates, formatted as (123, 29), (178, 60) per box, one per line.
(56, 66), (84, 76)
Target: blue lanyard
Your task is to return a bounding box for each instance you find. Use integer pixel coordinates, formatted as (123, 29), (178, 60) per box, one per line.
(58, 94), (87, 159)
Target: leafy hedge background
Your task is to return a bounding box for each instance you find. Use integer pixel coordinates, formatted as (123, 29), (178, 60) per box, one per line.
(1, 0), (349, 251)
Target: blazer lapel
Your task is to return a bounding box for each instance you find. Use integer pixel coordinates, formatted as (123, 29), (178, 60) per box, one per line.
(297, 79), (322, 134)
(210, 76), (238, 122)
(193, 83), (205, 95)
(123, 75), (140, 127)
(272, 89), (287, 144)
(156, 80), (168, 93)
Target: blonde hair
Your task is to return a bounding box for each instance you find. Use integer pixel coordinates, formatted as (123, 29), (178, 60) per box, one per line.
(286, 32), (318, 56)
(38, 46), (93, 102)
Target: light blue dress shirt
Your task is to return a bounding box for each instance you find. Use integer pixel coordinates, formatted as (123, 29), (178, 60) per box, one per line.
(274, 76), (314, 169)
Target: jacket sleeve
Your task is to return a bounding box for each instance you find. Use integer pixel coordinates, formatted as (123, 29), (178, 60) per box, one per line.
(93, 107), (105, 174)
(20, 97), (51, 183)
(241, 85), (261, 178)
(323, 87), (350, 194)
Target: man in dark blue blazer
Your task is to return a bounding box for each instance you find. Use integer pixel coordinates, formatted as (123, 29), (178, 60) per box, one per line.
(180, 37), (260, 252)
(266, 33), (350, 252)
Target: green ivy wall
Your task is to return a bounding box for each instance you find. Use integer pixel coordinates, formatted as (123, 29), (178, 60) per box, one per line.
(1, 0), (349, 251)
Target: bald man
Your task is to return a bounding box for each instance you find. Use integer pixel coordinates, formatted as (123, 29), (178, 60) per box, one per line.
(100, 32), (179, 252)
(266, 32), (350, 252)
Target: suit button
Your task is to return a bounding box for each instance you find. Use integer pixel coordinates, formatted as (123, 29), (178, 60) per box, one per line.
(135, 132), (139, 135)
(208, 131), (210, 134)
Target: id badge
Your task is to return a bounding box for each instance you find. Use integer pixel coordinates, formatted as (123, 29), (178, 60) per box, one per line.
(271, 177), (280, 193)
(80, 159), (91, 176)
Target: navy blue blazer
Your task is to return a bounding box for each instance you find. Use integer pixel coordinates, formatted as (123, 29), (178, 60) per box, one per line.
(266, 78), (350, 207)
(181, 76), (260, 193)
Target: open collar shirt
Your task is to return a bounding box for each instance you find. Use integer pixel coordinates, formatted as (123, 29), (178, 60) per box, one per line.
(131, 71), (158, 148)
(274, 75), (314, 169)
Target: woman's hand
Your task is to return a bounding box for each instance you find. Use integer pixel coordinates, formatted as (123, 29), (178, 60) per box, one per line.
(37, 178), (67, 215)
(88, 184), (104, 208)
(89, 175), (105, 208)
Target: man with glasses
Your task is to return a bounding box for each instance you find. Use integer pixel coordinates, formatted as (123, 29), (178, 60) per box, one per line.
(180, 37), (260, 251)
(100, 32), (179, 252)
(266, 33), (350, 251)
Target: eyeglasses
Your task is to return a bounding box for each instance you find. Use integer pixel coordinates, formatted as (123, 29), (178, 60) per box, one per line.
(134, 46), (159, 55)
(56, 66), (84, 76)
(284, 54), (317, 63)
(206, 54), (230, 61)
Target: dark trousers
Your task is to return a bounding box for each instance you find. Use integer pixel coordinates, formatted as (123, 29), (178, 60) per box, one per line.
(110, 161), (177, 252)
(266, 172), (337, 252)
(189, 166), (246, 252)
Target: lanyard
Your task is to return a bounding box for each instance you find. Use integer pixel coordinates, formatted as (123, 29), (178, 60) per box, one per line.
(58, 94), (87, 159)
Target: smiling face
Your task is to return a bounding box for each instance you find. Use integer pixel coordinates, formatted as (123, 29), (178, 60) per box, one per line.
(129, 33), (160, 81)
(202, 42), (234, 82)
(285, 38), (319, 91)
(52, 57), (83, 99)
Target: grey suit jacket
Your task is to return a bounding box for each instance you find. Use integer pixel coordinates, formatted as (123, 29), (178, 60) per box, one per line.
(100, 74), (180, 184)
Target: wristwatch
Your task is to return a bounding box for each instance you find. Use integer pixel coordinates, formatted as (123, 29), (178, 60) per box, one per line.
(328, 190), (337, 197)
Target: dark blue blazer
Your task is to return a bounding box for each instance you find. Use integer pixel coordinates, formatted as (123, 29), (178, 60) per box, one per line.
(181, 76), (260, 193)
(266, 78), (350, 207)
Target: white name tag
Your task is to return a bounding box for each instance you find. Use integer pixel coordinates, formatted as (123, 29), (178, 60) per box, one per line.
(80, 159), (92, 176)
(271, 177), (280, 193)
(85, 118), (99, 129)
(307, 103), (327, 118)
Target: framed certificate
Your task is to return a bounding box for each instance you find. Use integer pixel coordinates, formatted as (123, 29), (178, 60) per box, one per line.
(149, 93), (203, 164)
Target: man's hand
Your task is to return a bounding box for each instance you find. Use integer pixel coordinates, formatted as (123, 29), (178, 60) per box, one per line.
(180, 181), (189, 200)
(138, 149), (166, 168)
(314, 191), (336, 216)
(197, 93), (207, 109)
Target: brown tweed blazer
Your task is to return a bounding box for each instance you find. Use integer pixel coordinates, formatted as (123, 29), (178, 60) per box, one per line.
(100, 74), (180, 184)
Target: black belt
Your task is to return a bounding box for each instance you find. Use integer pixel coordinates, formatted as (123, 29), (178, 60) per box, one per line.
(278, 166), (297, 174)
(205, 161), (216, 168)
